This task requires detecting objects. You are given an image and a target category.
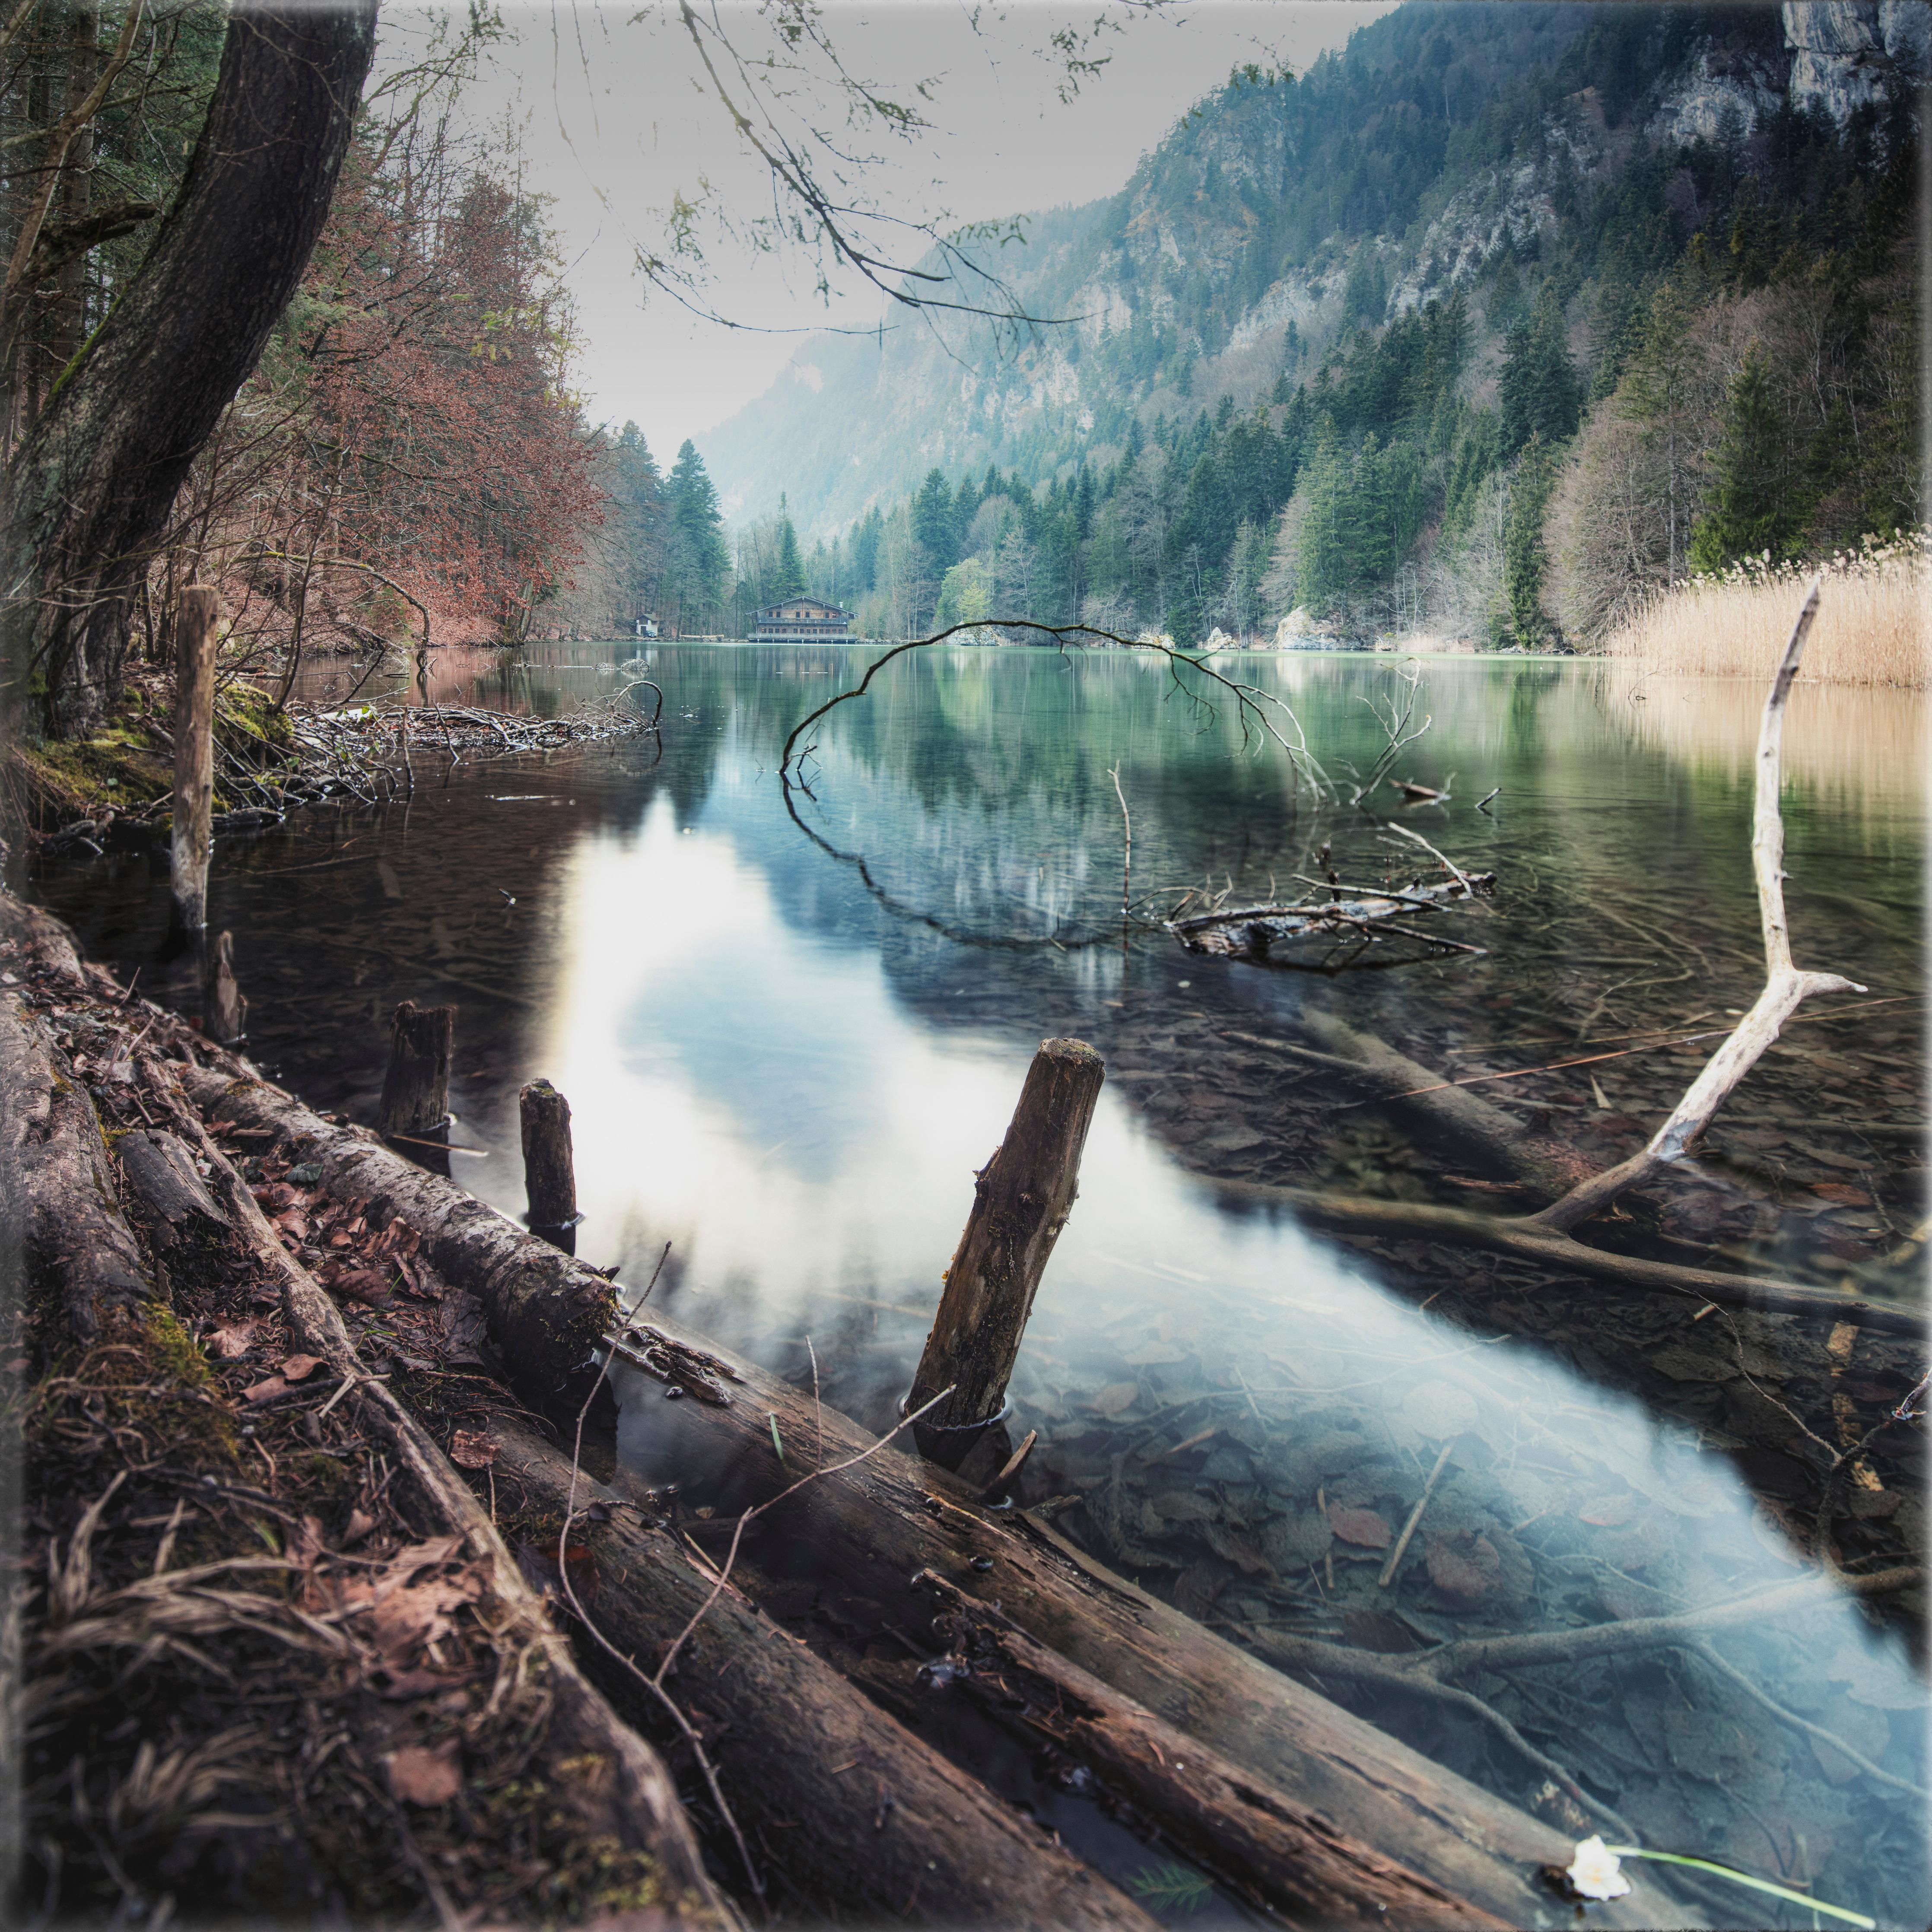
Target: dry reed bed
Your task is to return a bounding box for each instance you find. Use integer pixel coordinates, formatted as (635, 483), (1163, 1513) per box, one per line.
(1603, 547), (1929, 688)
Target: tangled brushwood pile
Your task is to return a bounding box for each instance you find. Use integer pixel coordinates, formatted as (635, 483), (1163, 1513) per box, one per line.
(3, 667), (660, 843)
(2, 901), (727, 1926)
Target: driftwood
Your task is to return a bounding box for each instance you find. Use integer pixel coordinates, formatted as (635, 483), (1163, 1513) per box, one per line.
(137, 1058), (740, 1929)
(485, 1417), (1161, 1930)
(171, 1061), (1672, 1925)
(909, 1037), (1105, 1465)
(1204, 586), (1918, 1334)
(1168, 873), (1494, 963)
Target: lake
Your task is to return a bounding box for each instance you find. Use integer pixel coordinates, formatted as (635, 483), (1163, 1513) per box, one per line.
(24, 640), (1929, 1928)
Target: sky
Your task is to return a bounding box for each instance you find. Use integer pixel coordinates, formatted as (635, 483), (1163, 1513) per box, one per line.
(401, 2), (1396, 463)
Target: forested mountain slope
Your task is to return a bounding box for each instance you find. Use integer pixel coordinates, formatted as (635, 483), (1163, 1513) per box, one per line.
(698, 1), (1925, 648)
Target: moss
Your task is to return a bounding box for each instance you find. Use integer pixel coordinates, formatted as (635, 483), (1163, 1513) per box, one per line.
(2, 672), (296, 833)
(142, 1304), (222, 1395)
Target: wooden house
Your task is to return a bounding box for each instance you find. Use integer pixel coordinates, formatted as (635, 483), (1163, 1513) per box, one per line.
(750, 595), (854, 642)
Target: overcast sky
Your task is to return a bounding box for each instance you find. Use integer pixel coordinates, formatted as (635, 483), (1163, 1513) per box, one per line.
(413, 3), (1393, 462)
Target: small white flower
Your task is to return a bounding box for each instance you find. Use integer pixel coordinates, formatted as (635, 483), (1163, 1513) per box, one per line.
(1566, 1837), (1631, 1901)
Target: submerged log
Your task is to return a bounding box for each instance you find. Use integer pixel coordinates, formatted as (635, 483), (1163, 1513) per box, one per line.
(1168, 873), (1493, 962)
(172, 1062), (1673, 1926)
(485, 1417), (1160, 1930)
(909, 1037), (1104, 1466)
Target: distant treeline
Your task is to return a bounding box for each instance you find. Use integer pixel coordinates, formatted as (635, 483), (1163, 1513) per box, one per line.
(685, 0), (1919, 650)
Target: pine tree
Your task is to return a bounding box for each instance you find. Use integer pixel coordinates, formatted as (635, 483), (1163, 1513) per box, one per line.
(775, 493), (805, 595)
(666, 439), (729, 635)
(1687, 344), (1801, 573)
(912, 469), (954, 572)
(1503, 433), (1559, 646)
(1499, 283), (1582, 456)
(1619, 280), (1707, 585)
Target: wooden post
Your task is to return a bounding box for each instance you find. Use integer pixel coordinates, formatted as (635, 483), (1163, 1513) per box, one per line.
(202, 930), (247, 1044)
(520, 1078), (577, 1253)
(379, 1000), (455, 1147)
(908, 1037), (1104, 1467)
(168, 585), (221, 938)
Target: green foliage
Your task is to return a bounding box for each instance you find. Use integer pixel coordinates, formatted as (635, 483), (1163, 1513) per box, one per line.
(1503, 434), (1559, 645)
(1687, 344), (1804, 573)
(1128, 1862), (1214, 1915)
(1499, 283), (1581, 457)
(666, 440), (730, 633)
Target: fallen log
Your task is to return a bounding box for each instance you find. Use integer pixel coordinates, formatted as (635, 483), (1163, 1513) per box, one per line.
(483, 1416), (1161, 1931)
(1, 981), (159, 1339)
(173, 1063), (1675, 1926)
(906, 1570), (1516, 1928)
(181, 1062), (616, 1412)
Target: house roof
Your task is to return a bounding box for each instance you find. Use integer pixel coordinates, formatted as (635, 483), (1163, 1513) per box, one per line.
(755, 596), (846, 619)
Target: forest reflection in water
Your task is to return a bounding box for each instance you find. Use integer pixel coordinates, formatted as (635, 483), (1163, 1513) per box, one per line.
(25, 642), (1929, 1927)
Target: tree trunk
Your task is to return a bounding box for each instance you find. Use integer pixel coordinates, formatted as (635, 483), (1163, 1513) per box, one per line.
(909, 1037), (1104, 1465)
(3, 3), (377, 741)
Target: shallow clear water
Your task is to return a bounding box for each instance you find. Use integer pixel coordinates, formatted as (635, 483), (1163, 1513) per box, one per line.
(25, 642), (1929, 1926)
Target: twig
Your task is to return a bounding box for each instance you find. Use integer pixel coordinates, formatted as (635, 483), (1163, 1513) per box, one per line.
(1382, 821), (1477, 899)
(1377, 1438), (1452, 1587)
(1687, 1640), (1929, 1801)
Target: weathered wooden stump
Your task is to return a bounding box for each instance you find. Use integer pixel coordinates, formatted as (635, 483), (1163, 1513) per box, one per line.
(908, 1036), (1104, 1468)
(202, 930), (247, 1044)
(168, 586), (221, 939)
(519, 1078), (577, 1252)
(379, 1000), (455, 1152)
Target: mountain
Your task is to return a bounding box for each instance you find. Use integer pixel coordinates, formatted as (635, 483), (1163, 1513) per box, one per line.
(696, 1), (1924, 648)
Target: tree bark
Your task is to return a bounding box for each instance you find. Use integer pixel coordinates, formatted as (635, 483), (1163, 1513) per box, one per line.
(3, 2), (378, 740)
(519, 1077), (577, 1240)
(909, 1037), (1104, 1465)
(379, 998), (454, 1141)
(0, 977), (157, 1340)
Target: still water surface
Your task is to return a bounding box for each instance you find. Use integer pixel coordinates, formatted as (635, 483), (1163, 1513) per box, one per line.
(29, 642), (1930, 1926)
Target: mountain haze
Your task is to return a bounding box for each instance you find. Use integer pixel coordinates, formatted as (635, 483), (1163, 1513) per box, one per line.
(693, 0), (1923, 649)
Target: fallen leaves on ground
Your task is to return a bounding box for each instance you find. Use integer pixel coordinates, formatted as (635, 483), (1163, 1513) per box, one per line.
(387, 1740), (462, 1806)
